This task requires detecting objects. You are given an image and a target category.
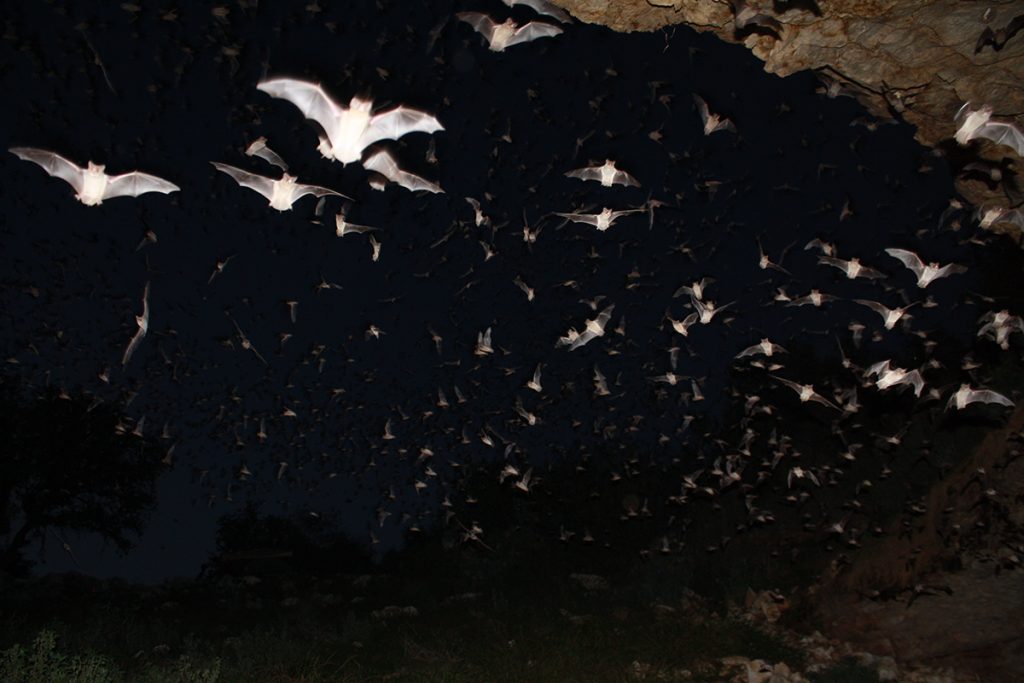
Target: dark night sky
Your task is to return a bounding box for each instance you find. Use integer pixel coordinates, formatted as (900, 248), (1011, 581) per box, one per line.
(2, 0), (1019, 583)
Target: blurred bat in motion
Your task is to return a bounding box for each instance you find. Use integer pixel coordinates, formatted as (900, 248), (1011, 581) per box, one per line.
(211, 162), (349, 211)
(244, 136), (288, 171)
(884, 248), (967, 288)
(9, 147), (179, 206)
(364, 149), (444, 193)
(975, 14), (1024, 53)
(501, 0), (573, 23)
(565, 159), (640, 187)
(122, 282), (150, 367)
(947, 384), (1014, 410)
(693, 95), (737, 135)
(257, 78), (443, 165)
(555, 207), (645, 231)
(954, 103), (1024, 157)
(456, 12), (563, 52)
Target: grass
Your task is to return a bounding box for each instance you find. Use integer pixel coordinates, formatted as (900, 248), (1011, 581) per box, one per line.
(0, 569), (872, 683)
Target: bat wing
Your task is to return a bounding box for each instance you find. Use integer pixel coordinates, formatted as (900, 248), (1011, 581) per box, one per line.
(363, 149), (401, 182)
(594, 304), (615, 329)
(976, 120), (1024, 156)
(365, 107), (443, 147)
(122, 327), (145, 366)
(736, 343), (761, 358)
(854, 299), (888, 317)
(456, 12), (497, 41)
(884, 248), (925, 277)
(613, 169), (640, 187)
(565, 166), (602, 182)
(211, 162), (275, 201)
(555, 212), (600, 227)
(610, 208), (644, 221)
(9, 147), (85, 193)
(969, 389), (1014, 407)
(771, 375), (802, 395)
(245, 137), (289, 171)
(974, 27), (995, 53)
(505, 0), (573, 23)
(568, 329), (597, 350)
(693, 95), (710, 125)
(507, 21), (564, 48)
(105, 171), (180, 199)
(292, 182), (348, 201)
(257, 78), (342, 140)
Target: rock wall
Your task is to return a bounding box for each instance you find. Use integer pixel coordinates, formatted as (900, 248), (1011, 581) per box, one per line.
(552, 0), (1024, 232)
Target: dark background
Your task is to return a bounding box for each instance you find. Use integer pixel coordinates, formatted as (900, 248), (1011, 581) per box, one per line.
(1, 0), (1020, 584)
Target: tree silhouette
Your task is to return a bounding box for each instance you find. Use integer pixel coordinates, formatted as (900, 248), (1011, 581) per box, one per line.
(0, 380), (167, 576)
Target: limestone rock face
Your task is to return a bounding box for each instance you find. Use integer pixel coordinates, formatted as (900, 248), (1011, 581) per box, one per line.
(551, 0), (1024, 228)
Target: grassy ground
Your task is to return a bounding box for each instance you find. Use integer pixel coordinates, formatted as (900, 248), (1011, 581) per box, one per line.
(0, 569), (881, 683)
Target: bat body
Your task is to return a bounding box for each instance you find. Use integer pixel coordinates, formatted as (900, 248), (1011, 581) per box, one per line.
(363, 149), (444, 193)
(211, 162), (348, 211)
(256, 78), (443, 165)
(884, 248), (966, 288)
(10, 147), (179, 206)
(954, 103), (1024, 157)
(565, 159), (639, 187)
(818, 256), (884, 280)
(244, 137), (288, 171)
(501, 0), (573, 23)
(978, 309), (1024, 349)
(947, 384), (1013, 410)
(693, 95), (736, 135)
(334, 212), (379, 237)
(854, 299), (914, 330)
(555, 207), (644, 231)
(558, 304), (614, 350)
(771, 376), (840, 410)
(456, 12), (563, 52)
(866, 360), (924, 397)
(736, 338), (786, 359)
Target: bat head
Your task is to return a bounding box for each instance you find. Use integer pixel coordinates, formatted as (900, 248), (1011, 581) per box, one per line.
(348, 96), (373, 112)
(86, 162), (106, 174)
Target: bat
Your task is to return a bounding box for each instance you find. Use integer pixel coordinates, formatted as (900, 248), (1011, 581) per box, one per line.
(501, 0), (573, 23)
(334, 211), (379, 237)
(884, 248), (967, 288)
(558, 304), (615, 350)
(456, 13), (563, 52)
(211, 162), (348, 211)
(770, 376), (840, 410)
(363, 149), (444, 193)
(693, 95), (736, 135)
(818, 256), (885, 280)
(954, 103), (1024, 157)
(865, 360), (924, 397)
(978, 206), (1024, 230)
(122, 281), (150, 367)
(947, 384), (1014, 410)
(256, 78), (443, 165)
(244, 136), (288, 171)
(735, 338), (786, 359)
(554, 207), (644, 231)
(853, 299), (914, 330)
(975, 14), (1024, 53)
(564, 159), (640, 187)
(9, 147), (179, 206)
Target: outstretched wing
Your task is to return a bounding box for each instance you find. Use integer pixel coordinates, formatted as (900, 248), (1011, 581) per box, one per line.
(365, 150), (443, 193)
(612, 168), (640, 187)
(565, 165), (603, 182)
(292, 182), (348, 201)
(9, 147), (85, 193)
(245, 137), (289, 171)
(105, 171), (180, 199)
(976, 120), (1024, 157)
(884, 248), (924, 277)
(506, 21), (564, 48)
(969, 388), (1014, 407)
(365, 106), (443, 147)
(257, 78), (342, 139)
(555, 212), (600, 227)
(503, 0), (573, 23)
(211, 162), (275, 201)
(455, 12), (497, 41)
(693, 95), (710, 126)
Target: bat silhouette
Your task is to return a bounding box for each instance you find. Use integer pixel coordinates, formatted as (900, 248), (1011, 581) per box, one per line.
(9, 147), (179, 206)
(122, 282), (150, 367)
(564, 160), (640, 187)
(975, 14), (1024, 53)
(363, 149), (444, 193)
(211, 162), (349, 211)
(456, 12), (563, 52)
(256, 78), (443, 165)
(954, 103), (1024, 157)
(501, 0), (573, 23)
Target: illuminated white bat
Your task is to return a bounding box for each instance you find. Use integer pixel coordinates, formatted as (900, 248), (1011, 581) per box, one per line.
(122, 282), (150, 367)
(363, 149), (443, 193)
(555, 207), (644, 231)
(884, 248), (966, 288)
(946, 383), (1014, 410)
(244, 136), (288, 171)
(693, 95), (736, 135)
(9, 147), (179, 206)
(256, 78), (443, 165)
(211, 162), (348, 211)
(955, 102), (1024, 156)
(565, 159), (639, 187)
(456, 12), (563, 52)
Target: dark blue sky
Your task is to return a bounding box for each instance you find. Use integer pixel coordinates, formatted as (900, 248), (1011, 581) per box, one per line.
(1, 0), (1015, 583)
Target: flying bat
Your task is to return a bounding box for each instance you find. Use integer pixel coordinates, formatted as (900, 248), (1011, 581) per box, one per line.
(456, 12), (563, 52)
(334, 211), (379, 237)
(975, 14), (1024, 53)
(770, 375), (840, 410)
(558, 304), (615, 350)
(363, 149), (444, 193)
(501, 0), (573, 23)
(256, 78), (444, 165)
(555, 207), (644, 231)
(865, 360), (924, 397)
(9, 147), (179, 206)
(244, 136), (288, 171)
(736, 338), (786, 359)
(946, 384), (1014, 410)
(954, 103), (1024, 157)
(884, 248), (967, 288)
(122, 282), (150, 367)
(211, 162), (348, 211)
(565, 159), (640, 187)
(693, 95), (736, 135)
(818, 256), (885, 280)
(854, 299), (915, 330)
